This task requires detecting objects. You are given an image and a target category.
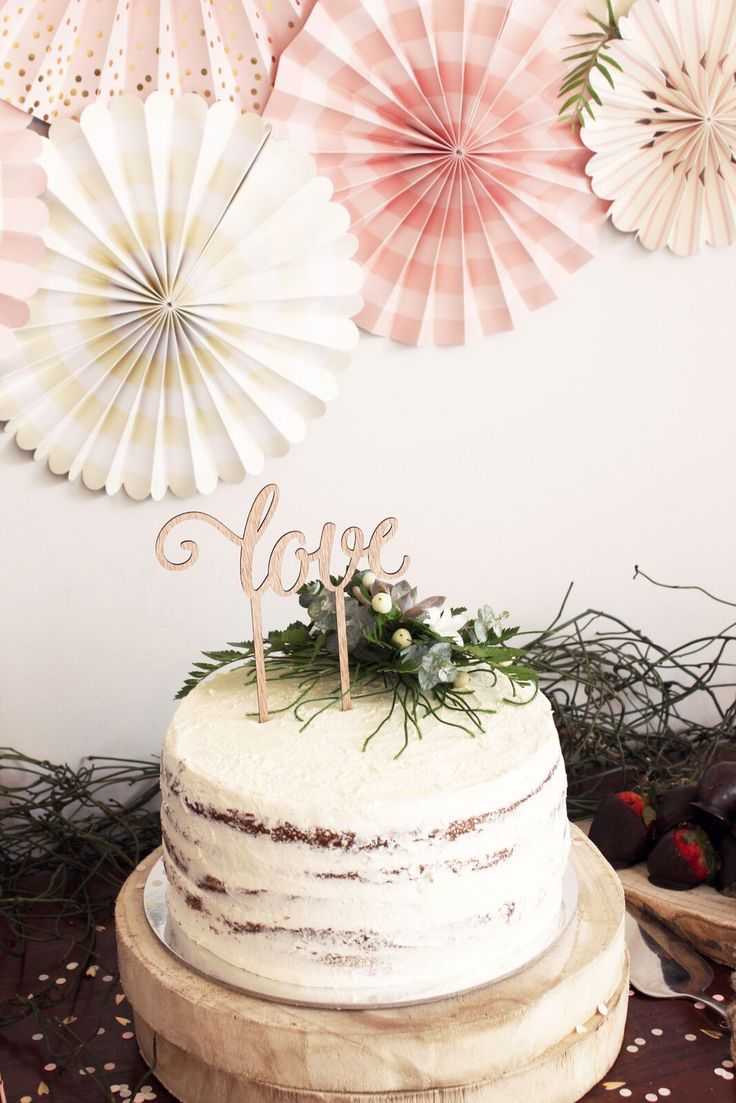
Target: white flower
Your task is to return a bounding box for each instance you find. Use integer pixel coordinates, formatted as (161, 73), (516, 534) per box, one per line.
(423, 606), (469, 645)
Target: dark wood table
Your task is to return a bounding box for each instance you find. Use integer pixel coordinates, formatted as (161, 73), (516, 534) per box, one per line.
(1, 916), (733, 1103)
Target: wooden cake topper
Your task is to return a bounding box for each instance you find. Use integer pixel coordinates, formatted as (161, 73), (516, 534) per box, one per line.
(156, 484), (410, 723)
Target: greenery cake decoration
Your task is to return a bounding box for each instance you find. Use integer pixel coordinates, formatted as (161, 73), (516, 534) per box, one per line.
(177, 572), (538, 756)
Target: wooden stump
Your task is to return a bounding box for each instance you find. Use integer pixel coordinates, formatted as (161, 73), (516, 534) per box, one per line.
(116, 826), (628, 1103)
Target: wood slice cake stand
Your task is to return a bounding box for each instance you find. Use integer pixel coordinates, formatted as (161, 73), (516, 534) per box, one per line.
(116, 826), (628, 1103)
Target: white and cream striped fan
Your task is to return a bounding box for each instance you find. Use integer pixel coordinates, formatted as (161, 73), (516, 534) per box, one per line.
(0, 94), (362, 499)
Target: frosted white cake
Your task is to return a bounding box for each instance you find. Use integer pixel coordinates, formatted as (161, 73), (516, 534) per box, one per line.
(160, 668), (569, 995)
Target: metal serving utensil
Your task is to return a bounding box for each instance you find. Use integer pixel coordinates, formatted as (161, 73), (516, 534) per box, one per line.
(625, 910), (726, 1020)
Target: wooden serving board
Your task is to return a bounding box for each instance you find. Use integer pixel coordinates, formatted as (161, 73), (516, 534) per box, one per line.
(116, 827), (628, 1103)
(578, 820), (736, 969)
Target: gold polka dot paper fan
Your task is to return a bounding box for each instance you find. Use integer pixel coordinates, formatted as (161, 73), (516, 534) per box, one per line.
(0, 0), (316, 122)
(0, 94), (362, 500)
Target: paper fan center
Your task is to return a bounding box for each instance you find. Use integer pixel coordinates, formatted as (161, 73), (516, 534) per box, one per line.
(150, 287), (188, 324)
(424, 123), (503, 170)
(639, 58), (736, 156)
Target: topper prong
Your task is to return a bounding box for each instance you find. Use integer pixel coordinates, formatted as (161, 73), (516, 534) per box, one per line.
(334, 593), (351, 711)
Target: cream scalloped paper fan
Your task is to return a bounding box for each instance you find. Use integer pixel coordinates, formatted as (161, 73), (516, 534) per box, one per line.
(0, 0), (315, 122)
(265, 0), (606, 347)
(0, 101), (47, 356)
(581, 0), (736, 255)
(0, 93), (362, 500)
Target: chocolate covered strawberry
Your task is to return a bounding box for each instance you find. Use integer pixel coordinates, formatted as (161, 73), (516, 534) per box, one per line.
(694, 761), (736, 837)
(654, 783), (698, 836)
(588, 791), (656, 868)
(647, 825), (720, 891)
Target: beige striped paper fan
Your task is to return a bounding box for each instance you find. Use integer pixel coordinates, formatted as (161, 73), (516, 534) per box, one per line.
(0, 93), (362, 500)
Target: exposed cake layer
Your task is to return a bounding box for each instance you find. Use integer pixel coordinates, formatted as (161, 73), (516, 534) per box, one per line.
(161, 668), (569, 991)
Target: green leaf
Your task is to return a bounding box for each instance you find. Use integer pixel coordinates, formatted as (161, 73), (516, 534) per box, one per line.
(559, 93), (583, 116)
(585, 9), (614, 33)
(595, 60), (615, 87)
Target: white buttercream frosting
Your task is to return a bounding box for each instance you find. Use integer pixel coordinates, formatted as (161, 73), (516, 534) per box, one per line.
(161, 667), (569, 995)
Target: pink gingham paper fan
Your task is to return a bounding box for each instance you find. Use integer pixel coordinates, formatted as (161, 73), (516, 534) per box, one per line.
(266, 0), (606, 346)
(0, 0), (315, 122)
(0, 101), (46, 358)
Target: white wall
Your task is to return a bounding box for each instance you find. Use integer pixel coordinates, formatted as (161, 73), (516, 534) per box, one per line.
(2, 222), (735, 764)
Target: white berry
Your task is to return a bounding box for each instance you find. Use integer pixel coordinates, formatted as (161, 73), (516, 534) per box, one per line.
(371, 592), (392, 614)
(362, 570), (377, 588)
(453, 670), (470, 690)
(391, 628), (412, 650)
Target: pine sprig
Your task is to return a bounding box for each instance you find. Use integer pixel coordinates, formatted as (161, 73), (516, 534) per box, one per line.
(175, 643), (255, 698)
(558, 1), (622, 127)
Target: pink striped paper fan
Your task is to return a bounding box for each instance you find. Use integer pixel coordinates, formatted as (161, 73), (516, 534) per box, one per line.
(0, 101), (47, 358)
(581, 0), (736, 255)
(0, 0), (315, 123)
(266, 0), (606, 346)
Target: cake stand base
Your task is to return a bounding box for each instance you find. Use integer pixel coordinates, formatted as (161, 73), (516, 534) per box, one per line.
(116, 826), (628, 1103)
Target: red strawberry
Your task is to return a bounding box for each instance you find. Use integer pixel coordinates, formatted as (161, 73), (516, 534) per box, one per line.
(588, 791), (656, 868)
(647, 826), (720, 890)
